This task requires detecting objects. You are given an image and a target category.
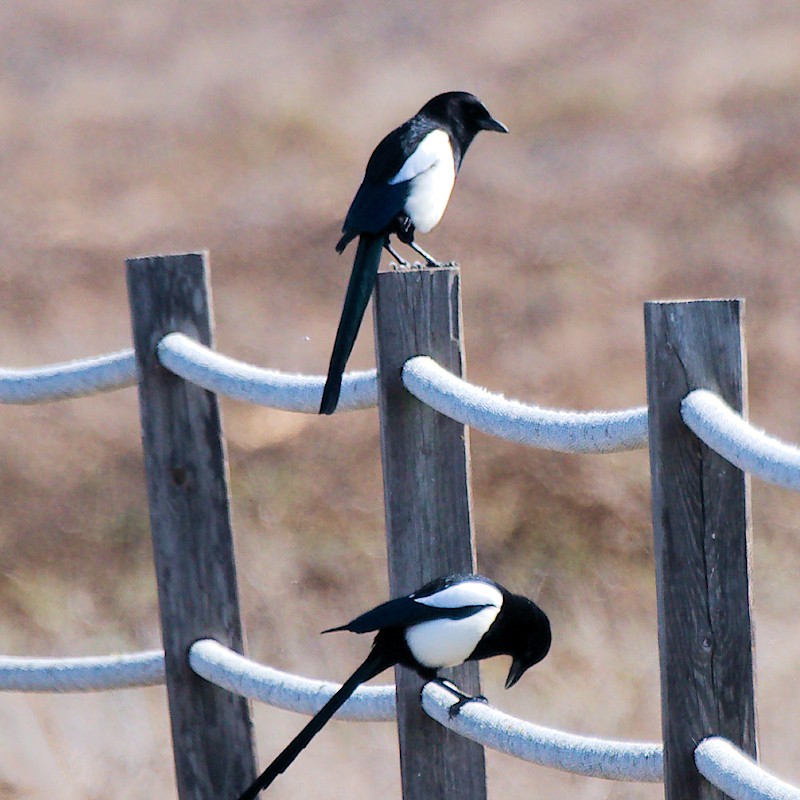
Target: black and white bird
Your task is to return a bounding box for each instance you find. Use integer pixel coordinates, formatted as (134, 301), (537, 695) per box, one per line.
(319, 91), (508, 415)
(236, 574), (550, 799)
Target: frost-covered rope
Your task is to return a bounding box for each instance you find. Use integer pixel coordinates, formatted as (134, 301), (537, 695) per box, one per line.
(421, 681), (662, 782)
(0, 349), (136, 404)
(682, 390), (800, 492)
(695, 737), (800, 800)
(0, 639), (677, 786)
(157, 333), (377, 413)
(188, 639), (394, 720)
(0, 650), (164, 691)
(402, 356), (648, 453)
(189, 643), (663, 780)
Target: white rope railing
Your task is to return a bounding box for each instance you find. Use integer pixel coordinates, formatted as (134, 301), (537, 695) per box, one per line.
(682, 390), (800, 492)
(188, 643), (662, 781)
(421, 681), (662, 782)
(695, 737), (800, 800)
(157, 333), (377, 413)
(4, 640), (800, 796)
(402, 356), (649, 453)
(0, 640), (662, 783)
(188, 639), (394, 720)
(189, 641), (662, 783)
(0, 649), (164, 691)
(6, 346), (800, 495)
(0, 349), (136, 404)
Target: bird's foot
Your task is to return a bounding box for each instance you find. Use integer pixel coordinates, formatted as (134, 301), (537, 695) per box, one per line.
(407, 241), (448, 268)
(417, 258), (458, 269)
(431, 678), (488, 718)
(448, 693), (488, 719)
(390, 259), (412, 270)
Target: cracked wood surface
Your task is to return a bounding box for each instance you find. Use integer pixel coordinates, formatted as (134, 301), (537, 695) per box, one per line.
(644, 299), (756, 800)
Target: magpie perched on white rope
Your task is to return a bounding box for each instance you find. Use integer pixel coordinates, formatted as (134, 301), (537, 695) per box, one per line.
(236, 574), (551, 799)
(319, 91), (508, 415)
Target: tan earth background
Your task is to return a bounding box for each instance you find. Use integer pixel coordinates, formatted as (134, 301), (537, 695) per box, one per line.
(2, 2), (800, 798)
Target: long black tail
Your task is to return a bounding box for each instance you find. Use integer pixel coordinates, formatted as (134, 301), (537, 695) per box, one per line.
(319, 234), (384, 415)
(236, 647), (392, 799)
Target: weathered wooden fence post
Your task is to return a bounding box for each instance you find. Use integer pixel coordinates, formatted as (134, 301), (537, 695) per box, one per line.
(127, 252), (257, 799)
(644, 299), (757, 800)
(373, 265), (487, 800)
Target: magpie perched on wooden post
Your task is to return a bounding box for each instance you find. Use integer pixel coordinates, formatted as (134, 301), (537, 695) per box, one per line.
(319, 92), (508, 415)
(236, 574), (550, 799)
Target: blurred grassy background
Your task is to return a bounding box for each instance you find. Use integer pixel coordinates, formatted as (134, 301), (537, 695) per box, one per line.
(2, 1), (800, 797)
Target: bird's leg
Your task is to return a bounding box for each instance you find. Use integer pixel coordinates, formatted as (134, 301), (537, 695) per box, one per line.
(383, 238), (410, 269)
(407, 240), (446, 268)
(394, 218), (438, 268)
(432, 678), (488, 719)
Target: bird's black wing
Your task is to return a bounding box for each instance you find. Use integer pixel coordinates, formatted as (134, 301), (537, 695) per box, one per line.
(325, 575), (501, 633)
(340, 178), (407, 240)
(323, 595), (489, 634)
(339, 117), (432, 240)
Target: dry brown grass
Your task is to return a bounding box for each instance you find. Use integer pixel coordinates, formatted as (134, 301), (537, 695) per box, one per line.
(2, 1), (800, 797)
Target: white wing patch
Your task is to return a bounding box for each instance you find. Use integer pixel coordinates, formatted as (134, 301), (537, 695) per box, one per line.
(388, 129), (450, 185)
(405, 580), (503, 668)
(389, 129), (456, 234)
(414, 580), (503, 610)
(405, 607), (501, 668)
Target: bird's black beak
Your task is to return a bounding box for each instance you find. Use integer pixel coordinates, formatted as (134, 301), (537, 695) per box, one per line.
(482, 116), (509, 134)
(505, 657), (528, 689)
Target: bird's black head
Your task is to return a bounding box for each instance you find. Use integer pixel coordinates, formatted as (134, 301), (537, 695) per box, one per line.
(419, 91), (509, 141)
(502, 594), (551, 690)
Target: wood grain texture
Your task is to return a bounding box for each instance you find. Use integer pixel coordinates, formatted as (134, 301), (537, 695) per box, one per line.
(645, 300), (756, 800)
(373, 266), (487, 800)
(127, 253), (256, 799)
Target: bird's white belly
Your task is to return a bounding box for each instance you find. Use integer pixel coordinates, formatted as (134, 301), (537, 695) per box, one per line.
(405, 606), (499, 668)
(403, 147), (456, 233)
